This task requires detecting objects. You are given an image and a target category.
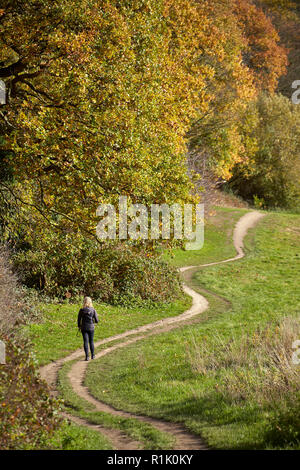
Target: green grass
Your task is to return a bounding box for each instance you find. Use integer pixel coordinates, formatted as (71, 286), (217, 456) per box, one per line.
(84, 211), (300, 449)
(25, 262), (191, 451)
(29, 206), (299, 449)
(26, 297), (193, 450)
(162, 206), (248, 268)
(26, 205), (256, 450)
(57, 360), (175, 450)
(45, 420), (113, 450)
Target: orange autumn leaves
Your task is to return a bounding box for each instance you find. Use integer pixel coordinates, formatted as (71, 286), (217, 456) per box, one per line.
(234, 0), (288, 92)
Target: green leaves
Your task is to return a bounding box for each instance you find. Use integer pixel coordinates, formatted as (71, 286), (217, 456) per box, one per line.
(229, 93), (300, 209)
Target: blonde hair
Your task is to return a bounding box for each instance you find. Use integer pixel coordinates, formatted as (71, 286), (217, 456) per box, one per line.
(83, 296), (93, 308)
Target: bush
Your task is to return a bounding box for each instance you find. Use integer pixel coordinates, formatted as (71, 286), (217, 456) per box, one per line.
(106, 248), (182, 306)
(263, 395), (300, 448)
(13, 240), (183, 305)
(0, 335), (62, 450)
(0, 246), (62, 450)
(0, 247), (40, 335)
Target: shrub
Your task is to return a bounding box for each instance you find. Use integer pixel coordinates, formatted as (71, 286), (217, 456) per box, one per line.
(0, 247), (40, 335)
(0, 335), (62, 450)
(262, 395), (300, 448)
(13, 241), (182, 305)
(0, 246), (62, 450)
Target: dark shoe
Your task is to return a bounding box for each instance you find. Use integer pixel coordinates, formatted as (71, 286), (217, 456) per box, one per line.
(85, 356), (89, 361)
(91, 354), (95, 360)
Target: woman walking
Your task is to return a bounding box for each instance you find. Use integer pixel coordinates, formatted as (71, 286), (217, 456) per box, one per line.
(77, 296), (99, 361)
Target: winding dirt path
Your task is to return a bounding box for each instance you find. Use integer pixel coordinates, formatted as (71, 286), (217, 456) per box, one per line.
(40, 210), (265, 450)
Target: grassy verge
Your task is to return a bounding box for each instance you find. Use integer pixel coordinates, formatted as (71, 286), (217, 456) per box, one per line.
(84, 211), (300, 449)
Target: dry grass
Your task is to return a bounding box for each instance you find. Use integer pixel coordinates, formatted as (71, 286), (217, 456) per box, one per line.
(187, 316), (300, 405)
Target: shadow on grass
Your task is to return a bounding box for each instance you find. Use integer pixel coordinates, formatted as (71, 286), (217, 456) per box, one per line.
(147, 394), (268, 450)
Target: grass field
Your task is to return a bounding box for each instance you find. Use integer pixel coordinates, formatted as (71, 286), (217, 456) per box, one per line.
(84, 211), (300, 449)
(26, 298), (190, 449)
(28, 207), (300, 449)
(27, 206), (244, 449)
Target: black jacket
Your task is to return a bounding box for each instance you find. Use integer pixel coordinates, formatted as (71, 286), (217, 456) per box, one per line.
(77, 307), (99, 331)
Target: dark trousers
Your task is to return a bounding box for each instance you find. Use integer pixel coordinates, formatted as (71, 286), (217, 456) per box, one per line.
(81, 329), (95, 358)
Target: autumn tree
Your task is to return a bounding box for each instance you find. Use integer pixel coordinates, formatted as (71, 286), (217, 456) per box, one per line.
(0, 0), (222, 237)
(188, 0), (288, 190)
(1, 0), (288, 231)
(228, 93), (300, 208)
(255, 0), (300, 98)
(0, 0), (222, 295)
